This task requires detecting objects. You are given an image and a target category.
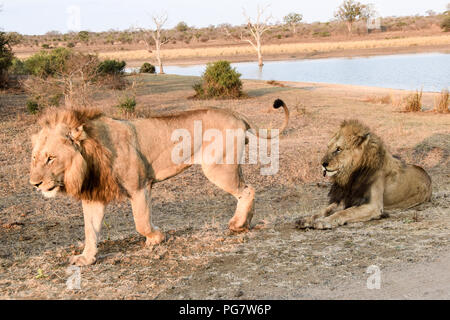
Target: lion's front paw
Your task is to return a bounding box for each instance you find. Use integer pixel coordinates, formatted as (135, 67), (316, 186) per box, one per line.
(295, 216), (315, 229)
(145, 230), (165, 246)
(228, 219), (249, 233)
(69, 254), (96, 266)
(312, 219), (334, 230)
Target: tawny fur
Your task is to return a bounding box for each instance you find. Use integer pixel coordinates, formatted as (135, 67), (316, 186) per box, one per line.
(30, 101), (289, 265)
(39, 108), (123, 202)
(296, 119), (432, 230)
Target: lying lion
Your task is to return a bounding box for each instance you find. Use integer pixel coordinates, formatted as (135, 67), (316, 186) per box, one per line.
(29, 100), (288, 265)
(296, 119), (432, 230)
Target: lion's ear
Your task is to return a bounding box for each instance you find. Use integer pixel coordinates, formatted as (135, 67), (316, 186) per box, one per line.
(68, 125), (87, 145)
(357, 132), (370, 147)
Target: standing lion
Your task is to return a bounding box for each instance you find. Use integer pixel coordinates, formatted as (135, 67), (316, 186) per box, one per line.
(29, 100), (289, 265)
(296, 119), (432, 230)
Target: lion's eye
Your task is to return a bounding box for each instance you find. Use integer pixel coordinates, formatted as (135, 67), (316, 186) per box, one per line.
(46, 156), (55, 164)
(334, 147), (342, 154)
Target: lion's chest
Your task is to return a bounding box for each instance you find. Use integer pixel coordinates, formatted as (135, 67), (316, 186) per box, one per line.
(329, 168), (376, 208)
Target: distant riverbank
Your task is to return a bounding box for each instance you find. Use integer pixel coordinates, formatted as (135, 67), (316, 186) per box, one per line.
(113, 35), (450, 67)
(13, 34), (450, 69)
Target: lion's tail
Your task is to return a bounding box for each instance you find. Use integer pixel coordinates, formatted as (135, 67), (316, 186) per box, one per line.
(243, 99), (290, 140)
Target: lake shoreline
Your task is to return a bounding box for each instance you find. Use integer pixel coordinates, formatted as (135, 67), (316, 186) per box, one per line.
(125, 43), (450, 68)
(154, 52), (449, 93)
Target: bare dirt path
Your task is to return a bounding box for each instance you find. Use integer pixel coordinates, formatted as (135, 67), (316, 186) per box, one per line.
(310, 251), (450, 299)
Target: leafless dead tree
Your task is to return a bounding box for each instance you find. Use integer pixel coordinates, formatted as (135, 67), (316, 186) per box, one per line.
(241, 5), (274, 67)
(142, 13), (169, 74)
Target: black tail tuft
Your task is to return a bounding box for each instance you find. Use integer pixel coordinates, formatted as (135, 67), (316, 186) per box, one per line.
(273, 98), (285, 109)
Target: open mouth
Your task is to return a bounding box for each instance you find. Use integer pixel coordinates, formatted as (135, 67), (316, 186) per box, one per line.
(41, 185), (60, 198)
(322, 168), (338, 177)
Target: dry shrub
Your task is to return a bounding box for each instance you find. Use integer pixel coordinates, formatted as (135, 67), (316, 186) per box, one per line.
(22, 77), (64, 111)
(22, 51), (128, 112)
(266, 80), (286, 87)
(97, 74), (127, 90)
(403, 89), (423, 112)
(434, 89), (449, 113)
(22, 52), (100, 110)
(363, 94), (391, 104)
(390, 93), (404, 108)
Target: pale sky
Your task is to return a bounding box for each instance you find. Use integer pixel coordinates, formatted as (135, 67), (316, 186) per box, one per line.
(0, 0), (448, 35)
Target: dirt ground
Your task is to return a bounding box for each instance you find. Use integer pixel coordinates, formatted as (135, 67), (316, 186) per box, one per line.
(0, 75), (449, 299)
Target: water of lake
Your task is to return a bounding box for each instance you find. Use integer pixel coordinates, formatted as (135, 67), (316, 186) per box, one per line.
(161, 53), (449, 92)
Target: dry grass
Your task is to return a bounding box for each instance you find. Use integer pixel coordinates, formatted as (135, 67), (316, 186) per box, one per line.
(434, 89), (449, 113)
(363, 94), (392, 105)
(0, 75), (449, 299)
(390, 92), (405, 108)
(403, 89), (423, 112)
(97, 35), (450, 62)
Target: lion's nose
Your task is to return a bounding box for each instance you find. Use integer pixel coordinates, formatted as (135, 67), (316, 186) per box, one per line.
(322, 162), (329, 168)
(31, 181), (43, 188)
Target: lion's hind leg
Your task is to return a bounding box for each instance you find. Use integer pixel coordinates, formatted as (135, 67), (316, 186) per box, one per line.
(229, 184), (255, 231)
(201, 163), (255, 232)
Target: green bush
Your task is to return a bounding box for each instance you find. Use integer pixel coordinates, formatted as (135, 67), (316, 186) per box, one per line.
(0, 31), (14, 87)
(26, 100), (39, 114)
(115, 95), (136, 113)
(118, 32), (133, 44)
(24, 47), (72, 77)
(441, 16), (450, 32)
(139, 62), (156, 74)
(78, 31), (90, 43)
(9, 58), (27, 75)
(193, 60), (244, 99)
(6, 32), (24, 46)
(176, 22), (189, 32)
(313, 31), (331, 37)
(97, 59), (126, 75)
